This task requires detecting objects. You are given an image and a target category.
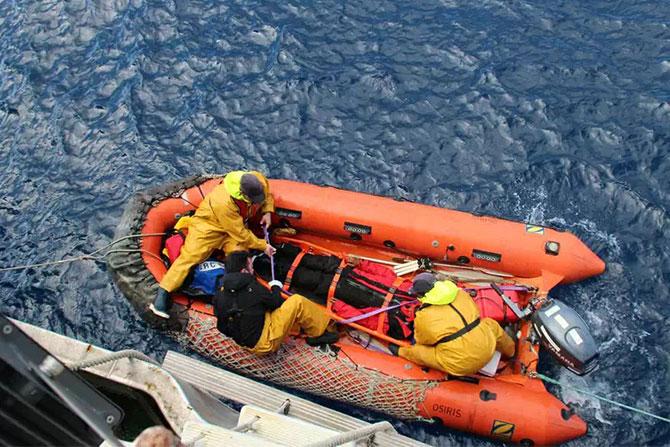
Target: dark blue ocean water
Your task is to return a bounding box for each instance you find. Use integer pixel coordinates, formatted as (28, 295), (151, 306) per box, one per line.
(1, 0), (669, 445)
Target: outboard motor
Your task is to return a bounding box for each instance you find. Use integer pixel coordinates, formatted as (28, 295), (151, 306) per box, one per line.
(532, 299), (599, 375)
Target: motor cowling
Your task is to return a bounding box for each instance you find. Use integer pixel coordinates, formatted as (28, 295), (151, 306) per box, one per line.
(532, 299), (599, 375)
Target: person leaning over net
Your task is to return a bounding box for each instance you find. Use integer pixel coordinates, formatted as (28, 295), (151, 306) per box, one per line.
(213, 251), (338, 355)
(150, 171), (277, 319)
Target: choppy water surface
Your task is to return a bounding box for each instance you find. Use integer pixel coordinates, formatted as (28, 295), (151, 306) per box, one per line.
(1, 0), (669, 445)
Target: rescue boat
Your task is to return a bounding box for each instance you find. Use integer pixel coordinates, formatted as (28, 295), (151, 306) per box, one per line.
(107, 175), (606, 446)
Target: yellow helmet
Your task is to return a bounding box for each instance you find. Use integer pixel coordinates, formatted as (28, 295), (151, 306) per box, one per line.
(419, 280), (459, 305)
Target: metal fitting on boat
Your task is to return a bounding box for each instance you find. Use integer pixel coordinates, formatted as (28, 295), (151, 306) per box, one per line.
(39, 355), (65, 378)
(545, 241), (560, 255)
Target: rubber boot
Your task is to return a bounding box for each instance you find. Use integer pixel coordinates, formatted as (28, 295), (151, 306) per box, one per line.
(306, 330), (339, 346)
(149, 288), (172, 319)
(504, 324), (519, 342)
(387, 343), (400, 356)
(502, 325), (518, 358)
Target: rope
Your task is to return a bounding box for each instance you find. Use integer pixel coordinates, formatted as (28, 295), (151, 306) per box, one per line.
(529, 371), (670, 424)
(69, 350), (160, 371)
(263, 226), (275, 282)
(303, 421), (395, 447)
(339, 300), (419, 325)
(232, 415), (260, 433)
(0, 233), (166, 272)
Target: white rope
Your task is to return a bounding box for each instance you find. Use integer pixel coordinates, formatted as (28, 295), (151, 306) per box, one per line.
(69, 350), (160, 371)
(0, 233), (166, 272)
(304, 421), (395, 447)
(531, 371), (670, 424)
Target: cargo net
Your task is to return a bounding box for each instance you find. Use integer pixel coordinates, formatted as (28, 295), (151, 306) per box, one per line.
(174, 313), (437, 420)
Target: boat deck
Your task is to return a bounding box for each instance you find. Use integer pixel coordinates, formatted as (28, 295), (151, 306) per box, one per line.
(162, 351), (430, 447)
(12, 319), (430, 447)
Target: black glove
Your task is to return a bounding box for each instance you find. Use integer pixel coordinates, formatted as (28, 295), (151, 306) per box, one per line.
(418, 257), (433, 270)
(388, 343), (400, 356)
(268, 280), (283, 294)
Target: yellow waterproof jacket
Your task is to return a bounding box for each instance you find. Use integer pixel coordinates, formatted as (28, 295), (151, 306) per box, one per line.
(159, 171), (275, 292)
(413, 289), (480, 345)
(399, 289), (509, 376)
(194, 171), (275, 252)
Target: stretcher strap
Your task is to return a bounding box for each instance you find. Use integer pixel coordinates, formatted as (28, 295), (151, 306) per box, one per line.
(283, 251), (307, 290)
(464, 285), (529, 293)
(339, 300), (419, 324)
(273, 235), (343, 259)
(376, 277), (405, 332)
(347, 270), (414, 300)
(326, 260), (348, 311)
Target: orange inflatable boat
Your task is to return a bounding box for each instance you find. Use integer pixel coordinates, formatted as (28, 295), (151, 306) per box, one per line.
(108, 175), (605, 445)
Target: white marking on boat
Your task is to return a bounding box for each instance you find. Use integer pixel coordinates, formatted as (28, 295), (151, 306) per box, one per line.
(544, 305), (560, 317)
(554, 314), (569, 329)
(568, 329), (584, 345)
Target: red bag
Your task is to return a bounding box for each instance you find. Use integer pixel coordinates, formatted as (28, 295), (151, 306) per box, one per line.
(471, 287), (521, 323)
(351, 261), (413, 296)
(164, 233), (185, 264)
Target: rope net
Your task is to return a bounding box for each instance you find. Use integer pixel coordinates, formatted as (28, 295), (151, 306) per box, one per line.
(175, 312), (436, 420)
(108, 176), (436, 420)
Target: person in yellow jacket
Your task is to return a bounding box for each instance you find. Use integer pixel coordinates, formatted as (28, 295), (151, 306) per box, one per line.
(389, 273), (515, 376)
(150, 171), (277, 319)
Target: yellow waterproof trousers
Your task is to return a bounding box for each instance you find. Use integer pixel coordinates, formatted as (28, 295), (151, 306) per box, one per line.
(159, 172), (272, 292)
(251, 294), (331, 355)
(159, 216), (252, 292)
(398, 318), (515, 376)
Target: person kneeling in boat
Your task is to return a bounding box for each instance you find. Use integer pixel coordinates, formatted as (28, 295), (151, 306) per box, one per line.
(214, 251), (338, 354)
(389, 273), (515, 376)
(150, 171), (277, 319)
